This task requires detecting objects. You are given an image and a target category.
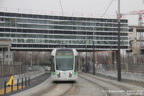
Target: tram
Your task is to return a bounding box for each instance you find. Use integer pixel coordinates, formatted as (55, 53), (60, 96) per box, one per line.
(51, 48), (78, 81)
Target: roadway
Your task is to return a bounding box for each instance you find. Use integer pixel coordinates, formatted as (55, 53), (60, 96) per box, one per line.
(12, 72), (144, 96)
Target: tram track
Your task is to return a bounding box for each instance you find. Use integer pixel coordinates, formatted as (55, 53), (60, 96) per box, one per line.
(59, 83), (74, 96)
(79, 75), (111, 96)
(80, 73), (144, 96)
(81, 73), (131, 91)
(30, 81), (75, 96)
(30, 83), (57, 96)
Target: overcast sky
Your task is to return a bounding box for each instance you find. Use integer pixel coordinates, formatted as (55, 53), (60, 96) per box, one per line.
(0, 0), (144, 25)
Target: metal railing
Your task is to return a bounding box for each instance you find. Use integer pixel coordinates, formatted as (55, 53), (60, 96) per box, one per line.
(0, 64), (23, 77)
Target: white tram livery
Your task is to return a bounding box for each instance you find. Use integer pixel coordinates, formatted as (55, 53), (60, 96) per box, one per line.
(51, 48), (78, 81)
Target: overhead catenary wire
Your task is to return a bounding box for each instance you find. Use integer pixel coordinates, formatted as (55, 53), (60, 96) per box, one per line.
(102, 0), (114, 17)
(59, 0), (64, 16)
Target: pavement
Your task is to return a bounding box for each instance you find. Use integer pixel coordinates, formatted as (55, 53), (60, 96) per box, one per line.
(95, 70), (144, 83)
(0, 71), (50, 96)
(11, 74), (52, 96)
(0, 71), (46, 88)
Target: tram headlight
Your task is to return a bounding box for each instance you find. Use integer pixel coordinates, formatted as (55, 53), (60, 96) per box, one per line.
(69, 72), (73, 77)
(56, 72), (60, 75)
(56, 72), (60, 78)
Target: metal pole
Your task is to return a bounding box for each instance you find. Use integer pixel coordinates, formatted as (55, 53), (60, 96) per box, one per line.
(8, 46), (10, 65)
(93, 32), (95, 75)
(86, 33), (88, 73)
(86, 45), (88, 73)
(31, 52), (32, 66)
(25, 77), (27, 86)
(117, 0), (121, 81)
(25, 51), (26, 65)
(22, 77), (23, 88)
(2, 48), (4, 65)
(17, 78), (19, 90)
(11, 79), (13, 92)
(28, 76), (30, 86)
(4, 81), (6, 94)
(2, 48), (4, 77)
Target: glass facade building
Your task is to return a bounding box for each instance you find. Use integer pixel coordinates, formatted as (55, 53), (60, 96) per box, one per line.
(0, 12), (129, 51)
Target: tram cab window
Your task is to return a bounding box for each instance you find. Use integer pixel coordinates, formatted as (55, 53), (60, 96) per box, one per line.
(56, 50), (74, 71)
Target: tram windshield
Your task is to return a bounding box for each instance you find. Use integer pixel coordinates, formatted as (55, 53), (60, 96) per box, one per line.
(56, 50), (74, 71)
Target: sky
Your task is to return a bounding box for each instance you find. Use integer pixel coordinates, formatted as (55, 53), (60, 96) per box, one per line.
(0, 0), (144, 25)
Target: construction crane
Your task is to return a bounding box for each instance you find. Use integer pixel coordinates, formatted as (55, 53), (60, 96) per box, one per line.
(121, 10), (144, 26)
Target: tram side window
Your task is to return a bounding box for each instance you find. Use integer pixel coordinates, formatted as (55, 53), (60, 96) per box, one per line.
(75, 56), (78, 72)
(51, 56), (55, 72)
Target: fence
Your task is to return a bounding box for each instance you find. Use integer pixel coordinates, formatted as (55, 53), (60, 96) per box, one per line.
(0, 64), (23, 77)
(0, 76), (30, 95)
(0, 64), (47, 77)
(96, 54), (144, 73)
(126, 54), (144, 73)
(82, 52), (144, 73)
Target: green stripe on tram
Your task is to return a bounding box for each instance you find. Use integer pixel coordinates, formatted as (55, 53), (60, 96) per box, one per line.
(73, 72), (78, 75)
(51, 72), (56, 75)
(74, 72), (76, 75)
